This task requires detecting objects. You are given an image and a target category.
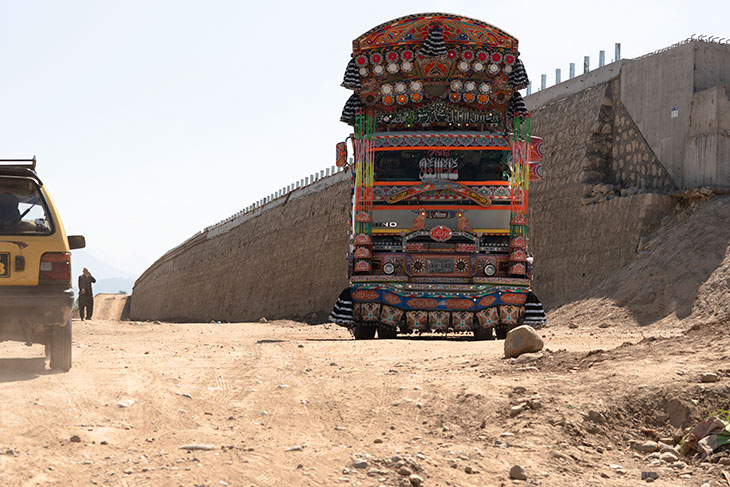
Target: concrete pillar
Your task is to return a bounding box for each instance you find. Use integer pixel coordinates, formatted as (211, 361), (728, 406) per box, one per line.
(569, 63), (575, 79)
(599, 50), (605, 67)
(615, 43), (621, 61)
(584, 56), (590, 73)
(540, 74), (546, 90)
(556, 68), (561, 84)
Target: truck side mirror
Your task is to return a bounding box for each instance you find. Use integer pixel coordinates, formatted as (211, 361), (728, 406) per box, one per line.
(336, 141), (348, 167)
(68, 235), (86, 250)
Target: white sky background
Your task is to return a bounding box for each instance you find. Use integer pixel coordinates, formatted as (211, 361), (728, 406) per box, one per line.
(1, 0), (727, 277)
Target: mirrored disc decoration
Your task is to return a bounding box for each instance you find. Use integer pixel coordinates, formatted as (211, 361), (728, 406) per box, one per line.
(410, 80), (423, 92)
(473, 62), (485, 72)
(450, 80), (463, 91)
(458, 61), (470, 72)
(479, 83), (491, 94)
(382, 95), (394, 106)
(462, 50), (475, 61)
(410, 92), (423, 103)
(504, 53), (516, 65)
(381, 83), (394, 95)
(370, 53), (383, 65)
(447, 49), (458, 59)
(464, 81), (476, 92)
(387, 62), (399, 74)
(394, 82), (407, 93)
(490, 52), (503, 64)
(476, 50), (489, 62)
(401, 61), (414, 73)
(504, 65), (513, 74)
(488, 63), (500, 74)
(463, 92), (476, 103)
(386, 51), (399, 62)
(373, 64), (386, 76)
(477, 93), (489, 104)
(359, 67), (369, 76)
(396, 94), (408, 105)
(401, 49), (414, 61)
(449, 92), (461, 102)
(355, 55), (369, 66)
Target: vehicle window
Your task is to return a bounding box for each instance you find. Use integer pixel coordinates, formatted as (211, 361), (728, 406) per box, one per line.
(0, 178), (53, 235)
(374, 149), (510, 182)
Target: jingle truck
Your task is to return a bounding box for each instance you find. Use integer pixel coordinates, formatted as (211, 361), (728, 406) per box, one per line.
(332, 13), (543, 340)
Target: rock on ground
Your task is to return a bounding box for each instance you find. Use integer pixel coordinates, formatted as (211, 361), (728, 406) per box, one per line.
(504, 325), (544, 358)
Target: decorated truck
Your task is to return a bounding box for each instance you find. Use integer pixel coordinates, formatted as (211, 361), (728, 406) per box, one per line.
(331, 13), (543, 340)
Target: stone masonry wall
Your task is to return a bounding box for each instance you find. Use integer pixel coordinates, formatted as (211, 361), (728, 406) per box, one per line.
(130, 174), (351, 322)
(131, 78), (679, 320)
(528, 81), (674, 308)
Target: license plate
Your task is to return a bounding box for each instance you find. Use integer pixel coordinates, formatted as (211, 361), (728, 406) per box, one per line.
(0, 253), (9, 277)
(426, 259), (453, 274)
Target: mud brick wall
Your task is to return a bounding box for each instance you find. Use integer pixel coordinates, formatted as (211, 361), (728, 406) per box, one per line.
(131, 79), (678, 321)
(130, 174), (351, 322)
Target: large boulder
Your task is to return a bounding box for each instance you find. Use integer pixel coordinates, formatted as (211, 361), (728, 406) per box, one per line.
(504, 325), (544, 358)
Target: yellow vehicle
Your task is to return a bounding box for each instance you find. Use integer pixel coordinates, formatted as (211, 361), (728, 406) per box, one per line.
(0, 158), (85, 371)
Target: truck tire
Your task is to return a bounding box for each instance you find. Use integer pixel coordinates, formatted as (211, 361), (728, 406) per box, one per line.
(495, 325), (508, 340)
(49, 317), (72, 371)
(377, 326), (398, 339)
(473, 327), (494, 340)
(352, 324), (376, 340)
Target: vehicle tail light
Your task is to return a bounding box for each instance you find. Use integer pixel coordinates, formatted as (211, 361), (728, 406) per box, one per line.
(39, 252), (71, 285)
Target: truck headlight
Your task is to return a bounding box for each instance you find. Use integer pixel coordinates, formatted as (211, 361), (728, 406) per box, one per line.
(484, 264), (496, 276)
(383, 262), (396, 275)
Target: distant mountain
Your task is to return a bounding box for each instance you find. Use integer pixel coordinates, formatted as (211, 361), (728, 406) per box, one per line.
(70, 250), (135, 295)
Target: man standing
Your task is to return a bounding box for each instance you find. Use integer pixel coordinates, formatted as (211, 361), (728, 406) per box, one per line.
(78, 267), (96, 320)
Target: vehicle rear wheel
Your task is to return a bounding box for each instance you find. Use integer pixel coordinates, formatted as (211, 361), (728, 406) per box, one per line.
(377, 326), (398, 339)
(473, 327), (494, 340)
(495, 325), (508, 340)
(49, 317), (72, 371)
(352, 323), (376, 340)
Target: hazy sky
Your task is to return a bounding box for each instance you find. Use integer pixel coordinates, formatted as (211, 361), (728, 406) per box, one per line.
(2, 0), (727, 277)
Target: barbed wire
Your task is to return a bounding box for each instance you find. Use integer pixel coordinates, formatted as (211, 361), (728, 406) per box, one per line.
(635, 35), (730, 60)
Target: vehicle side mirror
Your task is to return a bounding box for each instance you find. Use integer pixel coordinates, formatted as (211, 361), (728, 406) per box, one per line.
(68, 235), (86, 250)
(336, 141), (348, 167)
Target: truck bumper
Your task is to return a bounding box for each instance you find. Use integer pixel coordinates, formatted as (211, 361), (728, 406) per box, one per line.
(350, 281), (529, 332)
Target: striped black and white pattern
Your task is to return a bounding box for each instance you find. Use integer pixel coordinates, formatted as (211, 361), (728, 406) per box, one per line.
(340, 93), (364, 125)
(420, 27), (447, 57)
(523, 291), (547, 328)
(508, 92), (529, 121)
(508, 58), (529, 90)
(329, 288), (354, 325)
(341, 58), (361, 90)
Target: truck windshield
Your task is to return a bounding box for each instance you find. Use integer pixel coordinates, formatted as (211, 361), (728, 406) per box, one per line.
(0, 178), (53, 235)
(374, 148), (510, 182)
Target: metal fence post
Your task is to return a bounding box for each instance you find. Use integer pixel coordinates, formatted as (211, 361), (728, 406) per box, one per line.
(599, 50), (605, 67)
(569, 63), (575, 79)
(584, 56), (590, 73)
(555, 68), (561, 84)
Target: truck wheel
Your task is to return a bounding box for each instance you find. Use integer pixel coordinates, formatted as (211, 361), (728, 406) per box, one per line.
(473, 328), (494, 340)
(495, 325), (508, 340)
(49, 317), (72, 371)
(377, 326), (398, 339)
(352, 324), (376, 340)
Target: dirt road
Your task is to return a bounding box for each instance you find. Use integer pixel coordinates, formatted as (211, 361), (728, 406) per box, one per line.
(1, 318), (728, 487)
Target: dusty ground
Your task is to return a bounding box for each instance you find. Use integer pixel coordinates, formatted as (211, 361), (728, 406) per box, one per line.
(1, 316), (729, 487)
